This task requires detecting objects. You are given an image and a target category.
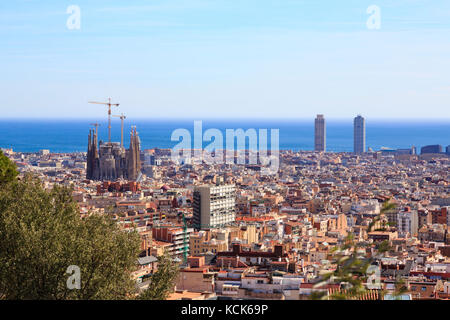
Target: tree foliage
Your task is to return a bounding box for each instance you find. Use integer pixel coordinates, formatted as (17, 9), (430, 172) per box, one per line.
(0, 175), (141, 300)
(0, 150), (18, 186)
(139, 251), (179, 300)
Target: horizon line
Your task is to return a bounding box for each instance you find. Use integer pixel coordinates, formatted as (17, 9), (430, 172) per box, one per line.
(1, 117), (450, 122)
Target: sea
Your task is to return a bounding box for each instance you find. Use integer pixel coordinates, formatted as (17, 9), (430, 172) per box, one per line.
(0, 119), (449, 154)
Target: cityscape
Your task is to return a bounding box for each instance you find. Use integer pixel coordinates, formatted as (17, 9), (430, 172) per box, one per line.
(0, 1), (449, 314)
(1, 109), (449, 301)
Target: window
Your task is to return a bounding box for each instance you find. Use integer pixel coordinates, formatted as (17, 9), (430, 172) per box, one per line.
(421, 287), (427, 291)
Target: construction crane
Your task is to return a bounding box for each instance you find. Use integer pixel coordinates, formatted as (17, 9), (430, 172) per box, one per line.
(112, 113), (126, 148)
(88, 98), (119, 143)
(90, 123), (101, 136)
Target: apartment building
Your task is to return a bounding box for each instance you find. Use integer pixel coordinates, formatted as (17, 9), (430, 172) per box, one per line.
(193, 184), (236, 230)
(152, 224), (194, 258)
(190, 230), (228, 255)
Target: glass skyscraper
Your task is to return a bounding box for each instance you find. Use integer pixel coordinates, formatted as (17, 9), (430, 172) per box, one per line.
(354, 115), (365, 154)
(314, 114), (326, 152)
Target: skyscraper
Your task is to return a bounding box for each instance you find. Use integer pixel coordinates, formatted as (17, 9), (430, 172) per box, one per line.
(354, 115), (365, 154)
(421, 144), (442, 154)
(314, 114), (326, 152)
(193, 184), (236, 230)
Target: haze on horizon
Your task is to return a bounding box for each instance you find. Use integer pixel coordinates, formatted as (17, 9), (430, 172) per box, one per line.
(2, 0), (450, 120)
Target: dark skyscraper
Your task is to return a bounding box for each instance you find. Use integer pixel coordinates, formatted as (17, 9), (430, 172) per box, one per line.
(421, 144), (442, 154)
(354, 115), (366, 154)
(314, 114), (326, 152)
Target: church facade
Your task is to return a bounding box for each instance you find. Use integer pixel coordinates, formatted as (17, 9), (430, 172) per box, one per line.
(86, 127), (141, 181)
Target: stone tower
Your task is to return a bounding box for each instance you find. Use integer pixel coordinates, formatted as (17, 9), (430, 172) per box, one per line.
(86, 126), (141, 181)
(126, 126), (141, 181)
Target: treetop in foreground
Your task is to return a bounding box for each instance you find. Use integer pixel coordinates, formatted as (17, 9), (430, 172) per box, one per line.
(0, 176), (141, 300)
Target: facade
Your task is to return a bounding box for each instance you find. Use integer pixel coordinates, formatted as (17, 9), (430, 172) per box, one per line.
(86, 127), (141, 181)
(217, 244), (288, 268)
(397, 209), (419, 237)
(381, 147), (416, 155)
(132, 255), (158, 283)
(354, 115), (366, 154)
(447, 145), (450, 155)
(421, 144), (443, 154)
(314, 114), (326, 152)
(175, 256), (215, 293)
(152, 225), (194, 258)
(193, 184), (236, 230)
(448, 207), (450, 228)
(190, 230), (228, 255)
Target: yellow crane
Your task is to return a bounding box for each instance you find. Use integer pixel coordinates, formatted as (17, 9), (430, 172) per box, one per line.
(88, 98), (119, 143)
(112, 113), (126, 148)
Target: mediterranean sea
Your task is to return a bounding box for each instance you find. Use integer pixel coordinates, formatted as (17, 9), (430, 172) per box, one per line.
(0, 119), (449, 153)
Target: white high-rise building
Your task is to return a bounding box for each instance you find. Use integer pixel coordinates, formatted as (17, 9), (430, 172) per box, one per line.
(397, 210), (419, 237)
(193, 184), (236, 230)
(314, 114), (326, 152)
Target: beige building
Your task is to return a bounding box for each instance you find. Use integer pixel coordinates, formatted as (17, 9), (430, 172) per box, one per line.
(190, 230), (228, 255)
(175, 256), (215, 293)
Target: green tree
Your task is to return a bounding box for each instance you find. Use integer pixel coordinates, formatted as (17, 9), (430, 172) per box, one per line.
(0, 150), (18, 186)
(139, 251), (179, 300)
(0, 175), (141, 300)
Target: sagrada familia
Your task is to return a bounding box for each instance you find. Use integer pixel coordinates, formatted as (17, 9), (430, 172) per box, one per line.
(86, 127), (141, 181)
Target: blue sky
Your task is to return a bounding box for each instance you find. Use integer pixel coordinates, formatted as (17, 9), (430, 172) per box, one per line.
(1, 0), (450, 119)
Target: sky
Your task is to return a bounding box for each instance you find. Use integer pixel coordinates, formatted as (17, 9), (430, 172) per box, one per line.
(1, 0), (450, 120)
